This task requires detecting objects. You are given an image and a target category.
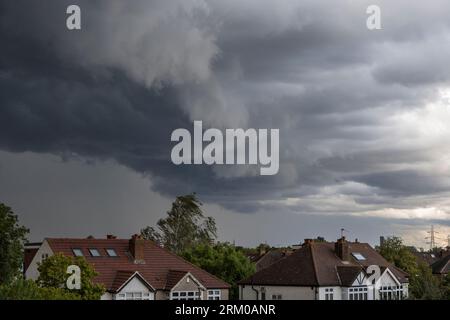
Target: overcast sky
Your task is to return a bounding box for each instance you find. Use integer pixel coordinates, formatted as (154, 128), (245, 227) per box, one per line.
(1, 0), (450, 249)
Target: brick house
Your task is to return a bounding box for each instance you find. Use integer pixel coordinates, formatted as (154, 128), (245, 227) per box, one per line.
(24, 235), (230, 300)
(239, 237), (409, 300)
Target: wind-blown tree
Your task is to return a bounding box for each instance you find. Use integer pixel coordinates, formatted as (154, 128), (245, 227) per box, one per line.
(182, 243), (255, 300)
(141, 193), (217, 254)
(0, 203), (29, 285)
(37, 253), (104, 300)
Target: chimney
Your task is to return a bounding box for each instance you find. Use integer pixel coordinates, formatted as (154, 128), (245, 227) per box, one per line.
(304, 239), (314, 246)
(129, 234), (145, 264)
(380, 236), (385, 247)
(335, 237), (349, 261)
(106, 234), (117, 239)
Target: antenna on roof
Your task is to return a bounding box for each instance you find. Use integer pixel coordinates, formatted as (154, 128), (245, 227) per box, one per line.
(340, 228), (349, 238)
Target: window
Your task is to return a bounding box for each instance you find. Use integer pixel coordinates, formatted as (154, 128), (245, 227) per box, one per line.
(261, 292), (266, 300)
(106, 249), (117, 257)
(325, 288), (334, 300)
(379, 285), (404, 300)
(351, 253), (366, 261)
(89, 248), (101, 257)
(208, 290), (221, 300)
(72, 248), (83, 257)
(116, 292), (151, 300)
(348, 287), (368, 300)
(271, 294), (282, 300)
(171, 291), (201, 300)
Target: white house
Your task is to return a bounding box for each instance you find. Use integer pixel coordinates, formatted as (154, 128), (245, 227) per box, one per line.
(239, 237), (409, 300)
(24, 234), (229, 300)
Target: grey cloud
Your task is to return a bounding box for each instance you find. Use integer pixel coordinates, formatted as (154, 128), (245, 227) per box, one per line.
(2, 0), (450, 221)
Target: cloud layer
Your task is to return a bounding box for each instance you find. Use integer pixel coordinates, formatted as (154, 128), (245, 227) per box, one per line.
(1, 0), (450, 234)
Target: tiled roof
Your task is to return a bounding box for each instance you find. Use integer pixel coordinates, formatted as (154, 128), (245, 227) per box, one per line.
(239, 241), (408, 286)
(431, 255), (450, 275)
(45, 238), (230, 292)
(165, 270), (188, 290)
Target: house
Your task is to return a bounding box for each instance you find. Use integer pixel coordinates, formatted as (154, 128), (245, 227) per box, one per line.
(24, 234), (230, 300)
(247, 249), (293, 272)
(430, 253), (450, 278)
(238, 237), (409, 300)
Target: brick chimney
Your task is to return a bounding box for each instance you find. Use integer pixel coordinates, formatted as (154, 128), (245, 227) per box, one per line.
(303, 239), (314, 246)
(335, 237), (349, 261)
(129, 234), (145, 264)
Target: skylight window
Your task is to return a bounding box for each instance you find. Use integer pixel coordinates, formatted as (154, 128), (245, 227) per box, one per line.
(72, 248), (83, 257)
(352, 252), (366, 261)
(89, 248), (101, 257)
(106, 249), (117, 257)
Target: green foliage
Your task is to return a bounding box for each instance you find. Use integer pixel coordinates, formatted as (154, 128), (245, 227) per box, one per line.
(141, 193), (217, 254)
(378, 236), (418, 276)
(182, 242), (255, 300)
(378, 236), (444, 299)
(0, 278), (80, 300)
(409, 261), (442, 300)
(37, 253), (104, 300)
(440, 273), (450, 300)
(0, 203), (29, 285)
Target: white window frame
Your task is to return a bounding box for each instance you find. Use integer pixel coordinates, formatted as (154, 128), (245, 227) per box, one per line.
(379, 285), (404, 300)
(324, 288), (334, 300)
(207, 290), (221, 300)
(115, 291), (152, 300)
(348, 287), (368, 300)
(171, 291), (201, 300)
(271, 293), (282, 300)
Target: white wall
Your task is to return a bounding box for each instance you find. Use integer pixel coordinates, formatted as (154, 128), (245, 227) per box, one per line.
(115, 276), (155, 300)
(24, 240), (53, 280)
(240, 285), (316, 300)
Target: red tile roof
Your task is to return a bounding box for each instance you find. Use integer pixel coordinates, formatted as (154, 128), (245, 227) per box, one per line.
(45, 238), (230, 292)
(239, 241), (408, 286)
(165, 270), (189, 290)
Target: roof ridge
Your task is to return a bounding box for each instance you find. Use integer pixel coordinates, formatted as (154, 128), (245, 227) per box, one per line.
(151, 242), (231, 288)
(309, 243), (320, 286)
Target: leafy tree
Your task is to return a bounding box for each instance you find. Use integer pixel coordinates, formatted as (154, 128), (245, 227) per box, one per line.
(378, 236), (418, 276)
(0, 278), (80, 300)
(141, 193), (217, 254)
(0, 203), (29, 284)
(440, 272), (450, 300)
(37, 253), (104, 300)
(182, 242), (255, 300)
(409, 261), (442, 300)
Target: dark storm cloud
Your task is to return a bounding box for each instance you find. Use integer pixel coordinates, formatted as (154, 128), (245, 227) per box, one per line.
(1, 0), (450, 222)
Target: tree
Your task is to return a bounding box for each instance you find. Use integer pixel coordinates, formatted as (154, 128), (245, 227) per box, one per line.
(377, 236), (443, 299)
(378, 236), (418, 276)
(409, 261), (442, 300)
(37, 253), (104, 300)
(141, 193), (217, 254)
(0, 278), (80, 300)
(440, 272), (450, 300)
(0, 203), (29, 285)
(182, 242), (255, 300)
